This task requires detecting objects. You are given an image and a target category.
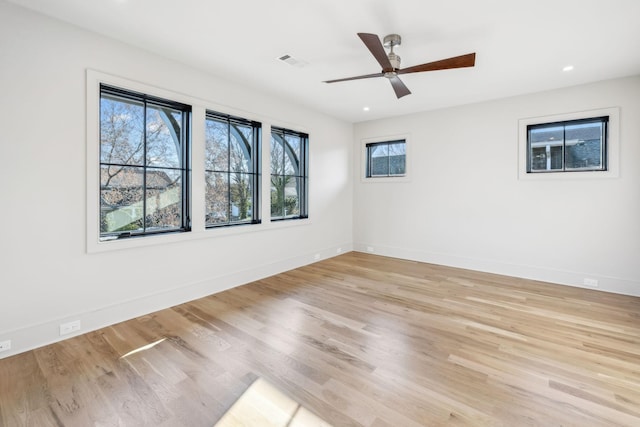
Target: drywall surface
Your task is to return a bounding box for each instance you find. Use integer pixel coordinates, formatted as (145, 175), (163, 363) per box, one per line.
(0, 2), (353, 358)
(354, 76), (640, 296)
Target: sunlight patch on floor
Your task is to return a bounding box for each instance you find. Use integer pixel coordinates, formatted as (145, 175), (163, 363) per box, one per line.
(215, 378), (332, 427)
(119, 338), (167, 359)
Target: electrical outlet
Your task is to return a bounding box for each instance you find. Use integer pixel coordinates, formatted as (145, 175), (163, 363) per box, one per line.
(337, 247), (342, 254)
(60, 320), (81, 336)
(367, 246), (374, 253)
(314, 253), (321, 261)
(0, 340), (11, 352)
(583, 278), (599, 287)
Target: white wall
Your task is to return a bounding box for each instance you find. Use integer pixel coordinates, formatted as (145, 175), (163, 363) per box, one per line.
(0, 2), (353, 358)
(354, 76), (640, 296)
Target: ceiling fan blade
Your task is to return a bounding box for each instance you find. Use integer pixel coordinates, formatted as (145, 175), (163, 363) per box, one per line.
(389, 75), (411, 98)
(397, 53), (476, 75)
(358, 33), (394, 72)
(324, 72), (383, 84)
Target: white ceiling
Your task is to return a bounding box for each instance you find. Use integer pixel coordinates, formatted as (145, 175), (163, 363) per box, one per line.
(8, 0), (640, 122)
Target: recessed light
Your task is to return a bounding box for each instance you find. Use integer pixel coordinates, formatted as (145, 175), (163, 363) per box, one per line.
(363, 106), (370, 112)
(563, 65), (574, 72)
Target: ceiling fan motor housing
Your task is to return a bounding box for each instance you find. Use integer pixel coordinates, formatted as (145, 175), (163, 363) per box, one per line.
(387, 52), (401, 70)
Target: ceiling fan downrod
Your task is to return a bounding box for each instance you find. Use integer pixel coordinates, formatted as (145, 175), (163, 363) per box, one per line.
(383, 34), (401, 73)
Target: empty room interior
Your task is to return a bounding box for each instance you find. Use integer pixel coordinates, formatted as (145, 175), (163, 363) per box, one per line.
(1, 0), (639, 426)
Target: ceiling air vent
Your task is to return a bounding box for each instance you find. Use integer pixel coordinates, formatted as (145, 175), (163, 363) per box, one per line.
(278, 54), (308, 68)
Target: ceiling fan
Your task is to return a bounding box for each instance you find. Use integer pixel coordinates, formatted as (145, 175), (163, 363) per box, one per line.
(324, 33), (476, 99)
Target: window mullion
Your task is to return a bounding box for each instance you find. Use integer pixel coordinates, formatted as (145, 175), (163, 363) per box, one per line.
(227, 121), (232, 224)
(565, 125), (568, 171)
(253, 126), (260, 224)
(182, 111), (189, 229)
(142, 98), (148, 234)
(300, 136), (304, 216)
(302, 135), (308, 216)
(602, 120), (607, 169)
(386, 143), (390, 175)
(281, 136), (285, 217)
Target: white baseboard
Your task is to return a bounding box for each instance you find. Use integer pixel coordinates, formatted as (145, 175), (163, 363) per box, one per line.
(7, 240), (632, 360)
(0, 243), (352, 359)
(353, 243), (640, 297)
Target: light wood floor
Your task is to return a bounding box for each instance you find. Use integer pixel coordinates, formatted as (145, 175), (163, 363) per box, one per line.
(1, 252), (639, 426)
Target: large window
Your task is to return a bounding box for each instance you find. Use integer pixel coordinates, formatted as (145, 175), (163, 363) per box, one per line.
(205, 112), (261, 227)
(527, 117), (608, 173)
(270, 127), (308, 220)
(99, 85), (191, 240)
(365, 140), (406, 177)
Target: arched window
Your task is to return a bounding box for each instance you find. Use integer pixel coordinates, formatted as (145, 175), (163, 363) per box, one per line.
(270, 127), (308, 220)
(205, 112), (261, 226)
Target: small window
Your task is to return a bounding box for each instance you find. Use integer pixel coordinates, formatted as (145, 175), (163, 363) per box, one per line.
(270, 127), (309, 220)
(365, 140), (406, 177)
(99, 85), (191, 240)
(205, 112), (261, 227)
(527, 117), (608, 173)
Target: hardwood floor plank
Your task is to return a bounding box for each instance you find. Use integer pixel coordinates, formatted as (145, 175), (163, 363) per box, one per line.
(1, 252), (639, 426)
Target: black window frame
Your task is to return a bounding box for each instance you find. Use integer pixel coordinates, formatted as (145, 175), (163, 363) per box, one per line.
(365, 139), (407, 178)
(526, 116), (608, 173)
(270, 127), (309, 221)
(99, 84), (191, 241)
(204, 111), (262, 228)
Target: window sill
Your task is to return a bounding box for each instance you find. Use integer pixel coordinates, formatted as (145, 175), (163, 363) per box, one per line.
(518, 169), (618, 181)
(362, 175), (410, 184)
(87, 218), (311, 254)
